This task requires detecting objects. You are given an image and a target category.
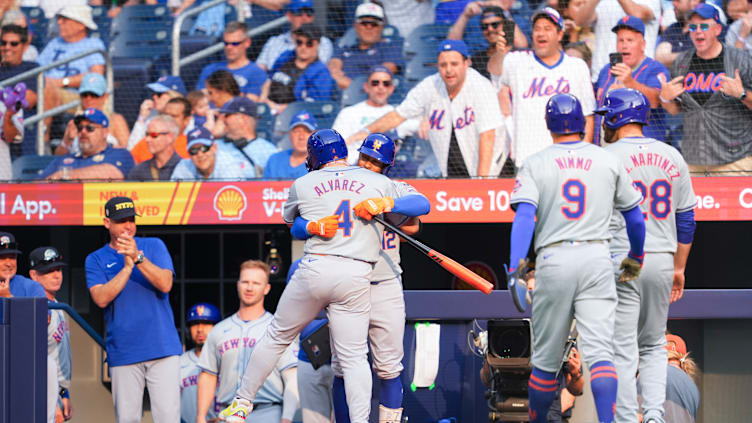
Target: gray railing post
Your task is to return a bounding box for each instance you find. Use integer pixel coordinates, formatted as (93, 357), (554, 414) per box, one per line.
(171, 0), (228, 76)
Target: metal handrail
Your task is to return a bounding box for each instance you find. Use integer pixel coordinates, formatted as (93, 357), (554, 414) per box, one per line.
(0, 48), (113, 155)
(172, 6), (288, 75)
(47, 301), (106, 349)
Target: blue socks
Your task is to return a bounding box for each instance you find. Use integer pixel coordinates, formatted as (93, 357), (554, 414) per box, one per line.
(590, 360), (618, 423)
(332, 376), (350, 423)
(528, 367), (558, 423)
(380, 376), (403, 409)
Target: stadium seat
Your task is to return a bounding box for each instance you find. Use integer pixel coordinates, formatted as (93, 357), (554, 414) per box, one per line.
(246, 5), (286, 59)
(112, 58), (153, 128)
(389, 76), (409, 104)
(179, 35), (220, 91)
(11, 155), (55, 181)
(20, 7), (48, 51)
(110, 5), (173, 38)
(402, 24), (450, 59)
(255, 102), (273, 141)
(335, 24), (401, 49)
(340, 75), (368, 107)
(110, 30), (171, 61)
(272, 101), (338, 142)
(404, 53), (437, 85)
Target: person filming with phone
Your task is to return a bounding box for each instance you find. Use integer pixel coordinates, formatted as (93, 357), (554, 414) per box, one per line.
(594, 16), (669, 144)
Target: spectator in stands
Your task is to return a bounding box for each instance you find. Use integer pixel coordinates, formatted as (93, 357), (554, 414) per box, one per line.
(571, 0), (660, 80)
(85, 196), (181, 422)
(726, 0), (749, 21)
(256, 0), (334, 71)
(40, 108), (135, 180)
(218, 96), (278, 175)
(187, 90), (214, 132)
(1, 10), (39, 61)
(267, 24), (334, 111)
(594, 16), (669, 142)
(659, 3), (752, 174)
(659, 334), (700, 423)
(0, 231), (46, 298)
(57, 73), (130, 154)
(448, 5), (528, 79)
(332, 65), (418, 162)
(565, 41), (593, 69)
(0, 23), (38, 159)
(195, 22), (269, 102)
(328, 2), (403, 90)
(348, 40), (504, 177)
(205, 69), (239, 109)
(129, 97), (191, 164)
(196, 260), (298, 423)
(492, 7), (596, 165)
(126, 75), (187, 151)
(725, 2), (752, 52)
(263, 110), (316, 179)
(127, 115), (183, 181)
(37, 5), (105, 112)
(656, 0), (701, 68)
(171, 126), (252, 180)
(559, 0), (596, 50)
(28, 246), (72, 423)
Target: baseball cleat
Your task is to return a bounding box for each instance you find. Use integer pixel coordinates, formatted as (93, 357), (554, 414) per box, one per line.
(218, 397), (253, 422)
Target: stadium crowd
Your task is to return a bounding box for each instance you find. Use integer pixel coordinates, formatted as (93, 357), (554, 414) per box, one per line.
(0, 0), (750, 181)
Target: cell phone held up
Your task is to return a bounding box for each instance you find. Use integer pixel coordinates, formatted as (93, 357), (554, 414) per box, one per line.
(609, 52), (623, 68)
(502, 19), (515, 47)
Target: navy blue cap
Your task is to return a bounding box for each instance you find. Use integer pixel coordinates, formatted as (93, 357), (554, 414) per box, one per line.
(147, 75), (187, 96)
(612, 15), (645, 36)
(289, 110), (318, 131)
(219, 96), (257, 117)
(690, 3), (721, 24)
(436, 39), (470, 58)
(74, 108), (109, 128)
(532, 7), (564, 31)
(29, 246), (66, 273)
(368, 64), (393, 78)
(186, 127), (214, 148)
(0, 232), (21, 256)
(104, 196), (139, 220)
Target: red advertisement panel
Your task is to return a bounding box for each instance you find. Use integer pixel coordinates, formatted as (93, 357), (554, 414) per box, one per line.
(0, 184), (83, 225)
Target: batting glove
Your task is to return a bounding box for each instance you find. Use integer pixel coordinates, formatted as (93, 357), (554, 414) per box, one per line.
(306, 215), (339, 238)
(353, 197), (394, 221)
(618, 251), (644, 283)
(505, 258), (531, 313)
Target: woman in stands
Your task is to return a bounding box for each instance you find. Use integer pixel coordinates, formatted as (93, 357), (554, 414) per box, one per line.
(205, 69), (240, 137)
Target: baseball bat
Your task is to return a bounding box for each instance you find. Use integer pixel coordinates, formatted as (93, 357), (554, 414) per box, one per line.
(373, 215), (494, 294)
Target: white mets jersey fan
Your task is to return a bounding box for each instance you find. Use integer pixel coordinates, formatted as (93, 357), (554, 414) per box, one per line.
(498, 51), (596, 166)
(395, 68), (505, 176)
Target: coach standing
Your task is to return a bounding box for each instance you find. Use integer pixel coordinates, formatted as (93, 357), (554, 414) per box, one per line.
(85, 196), (181, 423)
(346, 39), (504, 178)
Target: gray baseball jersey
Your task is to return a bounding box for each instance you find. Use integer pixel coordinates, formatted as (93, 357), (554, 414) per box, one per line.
(48, 306), (71, 390)
(605, 137), (697, 254)
(198, 312), (297, 411)
(180, 349), (205, 423)
(283, 165), (400, 263)
(512, 141), (642, 251)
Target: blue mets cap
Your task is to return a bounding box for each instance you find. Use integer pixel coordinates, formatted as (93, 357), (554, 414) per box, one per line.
(287, 0), (313, 12)
(532, 7), (564, 31)
(690, 3), (721, 24)
(612, 15), (645, 36)
(436, 39), (470, 58)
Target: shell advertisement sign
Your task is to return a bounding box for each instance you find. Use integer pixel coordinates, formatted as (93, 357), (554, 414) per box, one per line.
(1, 178), (751, 226)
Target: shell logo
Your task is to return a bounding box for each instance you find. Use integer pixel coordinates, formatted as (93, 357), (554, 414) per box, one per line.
(213, 186), (247, 221)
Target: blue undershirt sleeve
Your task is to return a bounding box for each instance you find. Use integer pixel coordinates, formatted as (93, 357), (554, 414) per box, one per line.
(391, 195), (430, 216)
(620, 205), (646, 261)
(509, 202), (537, 271)
(676, 209), (696, 244)
(290, 216), (312, 240)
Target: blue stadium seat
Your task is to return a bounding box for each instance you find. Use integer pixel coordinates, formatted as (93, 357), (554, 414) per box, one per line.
(272, 101), (338, 142)
(255, 102), (273, 141)
(340, 75), (368, 107)
(179, 35), (220, 91)
(404, 53), (437, 85)
(110, 5), (173, 38)
(11, 155), (55, 181)
(20, 7), (48, 52)
(335, 24), (401, 49)
(112, 58), (153, 128)
(389, 76), (409, 104)
(402, 24), (450, 59)
(110, 30), (171, 61)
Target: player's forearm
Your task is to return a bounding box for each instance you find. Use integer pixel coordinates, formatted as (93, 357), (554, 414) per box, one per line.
(620, 205), (646, 259)
(477, 130), (495, 177)
(616, 0), (654, 21)
(674, 242), (692, 274)
(399, 217), (421, 236)
(281, 368), (299, 421)
(89, 264), (133, 308)
(391, 195), (430, 216)
(196, 372), (218, 420)
(136, 259), (173, 293)
(509, 202), (536, 269)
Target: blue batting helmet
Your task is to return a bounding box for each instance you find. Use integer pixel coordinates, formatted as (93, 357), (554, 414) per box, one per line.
(545, 93), (586, 135)
(305, 129), (348, 171)
(594, 88), (650, 130)
(187, 303), (220, 325)
(358, 133), (396, 173)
